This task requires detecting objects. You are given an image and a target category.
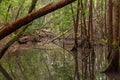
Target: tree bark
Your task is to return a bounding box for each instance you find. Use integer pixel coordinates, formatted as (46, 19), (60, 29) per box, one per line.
(108, 0), (120, 72)
(107, 0), (113, 61)
(104, 0), (120, 73)
(0, 0), (76, 40)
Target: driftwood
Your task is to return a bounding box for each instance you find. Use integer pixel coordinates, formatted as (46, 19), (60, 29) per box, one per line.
(0, 0), (76, 40)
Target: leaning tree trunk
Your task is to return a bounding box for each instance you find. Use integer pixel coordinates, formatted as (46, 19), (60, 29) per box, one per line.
(0, 0), (76, 41)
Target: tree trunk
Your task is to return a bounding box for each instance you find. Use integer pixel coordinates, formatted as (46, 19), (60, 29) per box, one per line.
(0, 0), (76, 41)
(104, 0), (120, 73)
(107, 0), (113, 62)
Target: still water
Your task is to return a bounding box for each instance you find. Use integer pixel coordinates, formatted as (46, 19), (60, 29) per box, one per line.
(0, 43), (118, 80)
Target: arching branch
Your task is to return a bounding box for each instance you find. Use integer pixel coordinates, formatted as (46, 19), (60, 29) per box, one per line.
(0, 0), (76, 40)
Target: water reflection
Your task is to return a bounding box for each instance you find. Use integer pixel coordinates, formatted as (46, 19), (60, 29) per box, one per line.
(0, 44), (119, 80)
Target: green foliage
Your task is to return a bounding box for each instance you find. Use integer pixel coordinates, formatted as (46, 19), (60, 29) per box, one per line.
(50, 5), (73, 32)
(25, 17), (45, 34)
(0, 0), (78, 34)
(0, 0), (31, 22)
